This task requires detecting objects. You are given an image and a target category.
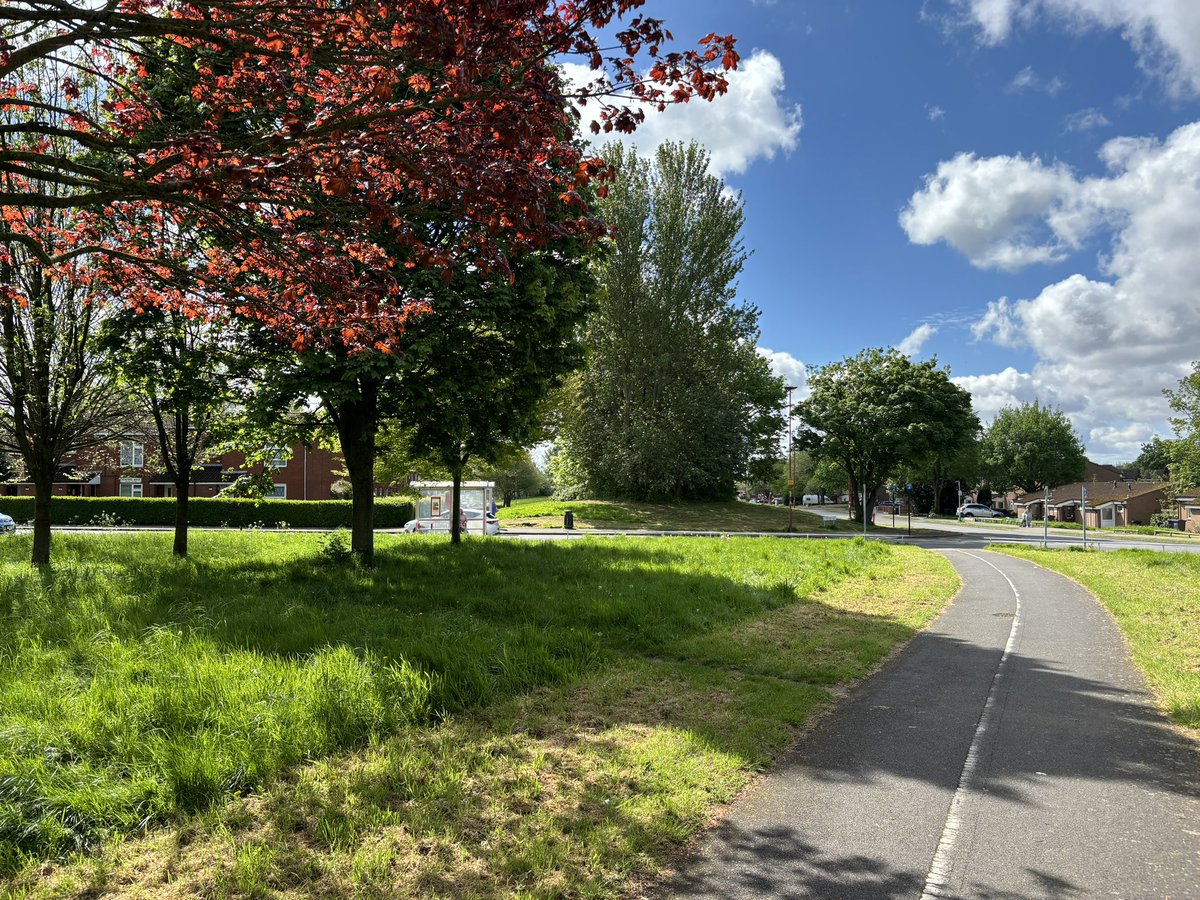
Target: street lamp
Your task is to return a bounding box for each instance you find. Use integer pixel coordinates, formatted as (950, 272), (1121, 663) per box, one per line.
(785, 384), (797, 532)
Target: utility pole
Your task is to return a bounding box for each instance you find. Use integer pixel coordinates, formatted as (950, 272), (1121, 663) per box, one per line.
(1043, 485), (1050, 548)
(1081, 485), (1088, 546)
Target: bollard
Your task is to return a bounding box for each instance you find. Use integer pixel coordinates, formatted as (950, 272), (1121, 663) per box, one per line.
(564, 509), (574, 530)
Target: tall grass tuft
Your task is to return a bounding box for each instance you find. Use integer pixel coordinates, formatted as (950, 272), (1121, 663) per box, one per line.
(0, 530), (891, 870)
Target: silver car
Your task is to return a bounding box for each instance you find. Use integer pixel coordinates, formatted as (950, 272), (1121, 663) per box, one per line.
(0, 512), (16, 534)
(957, 503), (1006, 519)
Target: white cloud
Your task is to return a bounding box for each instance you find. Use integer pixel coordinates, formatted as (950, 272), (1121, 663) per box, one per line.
(916, 120), (1200, 460)
(926, 104), (947, 121)
(897, 323), (939, 356)
(563, 50), (802, 179)
(757, 346), (810, 398)
(1063, 107), (1112, 132)
(1008, 65), (1066, 95)
(899, 152), (1084, 270)
(951, 0), (1200, 96)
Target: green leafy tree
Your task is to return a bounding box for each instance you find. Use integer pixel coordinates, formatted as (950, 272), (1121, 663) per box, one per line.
(795, 348), (977, 522)
(564, 141), (784, 500)
(489, 452), (548, 507)
(1166, 363), (1200, 490)
(398, 252), (594, 543)
(1130, 437), (1175, 480)
(99, 307), (242, 557)
(979, 401), (1087, 494)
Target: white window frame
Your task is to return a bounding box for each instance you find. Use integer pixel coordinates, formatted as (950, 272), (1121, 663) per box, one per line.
(119, 441), (145, 468)
(119, 477), (143, 498)
(265, 444), (287, 468)
(266, 483), (287, 500)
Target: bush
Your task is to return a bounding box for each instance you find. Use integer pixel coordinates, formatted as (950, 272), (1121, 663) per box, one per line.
(0, 496), (414, 529)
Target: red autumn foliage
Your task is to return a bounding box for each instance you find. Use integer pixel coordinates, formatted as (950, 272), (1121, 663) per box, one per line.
(0, 2), (738, 349)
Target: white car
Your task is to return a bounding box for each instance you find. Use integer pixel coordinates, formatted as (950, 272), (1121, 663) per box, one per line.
(0, 513), (15, 534)
(403, 508), (500, 535)
(957, 503), (1006, 519)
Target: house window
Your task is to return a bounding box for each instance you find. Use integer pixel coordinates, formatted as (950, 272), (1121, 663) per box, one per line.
(266, 445), (287, 468)
(266, 484), (287, 500)
(119, 478), (143, 498)
(119, 441), (145, 468)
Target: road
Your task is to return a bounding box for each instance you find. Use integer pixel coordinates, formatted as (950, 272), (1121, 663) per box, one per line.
(654, 549), (1200, 899)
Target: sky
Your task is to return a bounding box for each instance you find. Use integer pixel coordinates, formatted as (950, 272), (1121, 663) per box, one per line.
(567, 0), (1200, 464)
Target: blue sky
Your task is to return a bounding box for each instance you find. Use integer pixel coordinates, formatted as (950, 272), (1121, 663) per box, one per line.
(572, 0), (1200, 463)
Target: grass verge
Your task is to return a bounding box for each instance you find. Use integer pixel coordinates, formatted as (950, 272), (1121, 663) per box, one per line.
(1, 533), (958, 897)
(496, 498), (864, 534)
(992, 546), (1199, 737)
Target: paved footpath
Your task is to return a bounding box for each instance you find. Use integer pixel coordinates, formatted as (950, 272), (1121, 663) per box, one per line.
(657, 550), (1200, 899)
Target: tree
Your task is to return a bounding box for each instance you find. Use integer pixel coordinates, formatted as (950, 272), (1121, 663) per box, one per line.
(0, 219), (130, 566)
(398, 252), (594, 544)
(99, 305), (241, 556)
(1130, 437), (1175, 480)
(563, 142), (784, 501)
(490, 453), (548, 507)
(1165, 363), (1200, 490)
(1, 3), (738, 351)
(979, 401), (1087, 494)
(795, 348), (977, 523)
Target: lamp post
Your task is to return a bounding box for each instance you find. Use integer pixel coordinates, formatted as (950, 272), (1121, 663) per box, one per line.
(785, 384), (797, 533)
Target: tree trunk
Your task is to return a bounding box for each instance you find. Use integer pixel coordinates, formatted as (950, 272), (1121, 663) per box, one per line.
(847, 472), (861, 524)
(31, 477), (52, 567)
(335, 392), (378, 566)
(450, 465), (463, 545)
(173, 480), (190, 557)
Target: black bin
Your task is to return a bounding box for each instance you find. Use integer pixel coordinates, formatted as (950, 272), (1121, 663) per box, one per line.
(564, 509), (574, 530)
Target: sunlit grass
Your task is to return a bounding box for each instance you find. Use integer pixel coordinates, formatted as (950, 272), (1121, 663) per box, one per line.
(993, 546), (1199, 735)
(497, 497), (862, 533)
(1, 533), (958, 896)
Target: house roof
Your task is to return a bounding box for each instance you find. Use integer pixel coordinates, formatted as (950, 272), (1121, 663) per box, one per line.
(1015, 481), (1170, 507)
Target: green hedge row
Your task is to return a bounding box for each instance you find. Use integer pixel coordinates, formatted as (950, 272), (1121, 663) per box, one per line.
(0, 496), (414, 529)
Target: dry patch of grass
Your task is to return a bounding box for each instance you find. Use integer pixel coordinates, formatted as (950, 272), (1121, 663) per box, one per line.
(4, 541), (957, 899)
(993, 546), (1199, 737)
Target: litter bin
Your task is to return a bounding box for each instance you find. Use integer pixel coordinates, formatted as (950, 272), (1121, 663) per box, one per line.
(564, 509), (574, 530)
(1177, 518), (1187, 532)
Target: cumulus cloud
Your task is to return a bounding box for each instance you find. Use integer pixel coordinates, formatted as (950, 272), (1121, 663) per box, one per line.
(916, 120), (1200, 460)
(899, 152), (1085, 270)
(897, 323), (939, 356)
(561, 50), (802, 178)
(949, 0), (1200, 96)
(757, 347), (810, 398)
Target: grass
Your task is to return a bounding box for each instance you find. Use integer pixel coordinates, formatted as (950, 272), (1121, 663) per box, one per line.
(992, 546), (1199, 737)
(0, 531), (959, 897)
(496, 497), (864, 533)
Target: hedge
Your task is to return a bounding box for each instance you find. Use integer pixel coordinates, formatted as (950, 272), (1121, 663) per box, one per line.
(0, 496), (414, 529)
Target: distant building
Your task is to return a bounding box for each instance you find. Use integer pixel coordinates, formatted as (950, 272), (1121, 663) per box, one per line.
(1, 439), (404, 500)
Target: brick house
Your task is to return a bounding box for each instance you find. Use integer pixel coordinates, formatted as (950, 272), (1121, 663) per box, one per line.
(1177, 494), (1200, 533)
(2, 439), (402, 500)
(1014, 480), (1169, 528)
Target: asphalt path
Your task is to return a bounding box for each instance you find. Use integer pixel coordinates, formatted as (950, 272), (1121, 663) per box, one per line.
(652, 549), (1200, 900)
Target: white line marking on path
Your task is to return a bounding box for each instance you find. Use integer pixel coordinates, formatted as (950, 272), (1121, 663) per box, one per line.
(920, 551), (1023, 899)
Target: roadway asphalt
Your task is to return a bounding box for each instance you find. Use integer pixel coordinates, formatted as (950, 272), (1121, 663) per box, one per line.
(651, 549), (1200, 900)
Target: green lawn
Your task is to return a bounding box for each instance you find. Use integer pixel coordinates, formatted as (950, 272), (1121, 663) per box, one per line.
(993, 546), (1199, 736)
(1, 532), (958, 897)
(497, 497), (865, 533)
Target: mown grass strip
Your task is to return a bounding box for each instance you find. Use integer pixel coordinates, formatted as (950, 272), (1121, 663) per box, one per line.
(1, 534), (957, 897)
(992, 546), (1199, 736)
(497, 497), (860, 533)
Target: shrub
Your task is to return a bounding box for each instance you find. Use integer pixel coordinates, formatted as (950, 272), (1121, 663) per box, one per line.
(0, 496), (414, 529)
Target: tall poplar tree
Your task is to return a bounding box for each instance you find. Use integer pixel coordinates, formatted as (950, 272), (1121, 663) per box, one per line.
(563, 142), (784, 501)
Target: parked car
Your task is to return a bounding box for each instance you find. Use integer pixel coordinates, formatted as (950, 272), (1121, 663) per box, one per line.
(0, 512), (15, 535)
(403, 508), (500, 535)
(957, 503), (1006, 519)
